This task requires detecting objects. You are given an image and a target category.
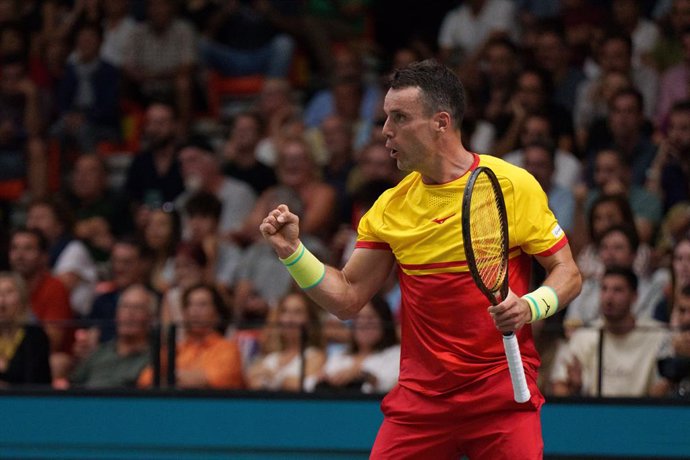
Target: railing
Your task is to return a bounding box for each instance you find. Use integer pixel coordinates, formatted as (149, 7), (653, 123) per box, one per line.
(3, 319), (688, 400)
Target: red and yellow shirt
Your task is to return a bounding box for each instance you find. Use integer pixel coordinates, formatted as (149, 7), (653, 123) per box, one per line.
(355, 154), (567, 396)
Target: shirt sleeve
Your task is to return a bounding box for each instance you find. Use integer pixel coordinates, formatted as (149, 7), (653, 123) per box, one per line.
(54, 241), (98, 282)
(355, 199), (391, 250)
(511, 169), (567, 256)
(42, 280), (73, 322)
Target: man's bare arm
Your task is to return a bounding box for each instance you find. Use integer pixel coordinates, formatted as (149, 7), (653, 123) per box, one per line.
(260, 204), (395, 320)
(535, 243), (583, 311)
(489, 243), (582, 332)
(307, 248), (395, 320)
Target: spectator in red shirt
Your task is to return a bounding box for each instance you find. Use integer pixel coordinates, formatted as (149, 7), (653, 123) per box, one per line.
(8, 227), (74, 384)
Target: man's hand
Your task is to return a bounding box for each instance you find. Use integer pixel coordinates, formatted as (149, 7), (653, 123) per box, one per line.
(487, 288), (532, 332)
(259, 204), (301, 258)
(566, 356), (583, 394)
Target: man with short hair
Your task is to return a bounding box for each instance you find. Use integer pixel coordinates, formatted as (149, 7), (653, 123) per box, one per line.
(9, 227), (72, 353)
(70, 284), (156, 388)
(123, 101), (185, 229)
(652, 284), (690, 397)
(565, 224), (668, 329)
(523, 140), (575, 233)
(260, 60), (582, 458)
(88, 238), (153, 343)
(551, 266), (669, 397)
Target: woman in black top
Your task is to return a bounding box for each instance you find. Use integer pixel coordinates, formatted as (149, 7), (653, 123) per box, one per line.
(0, 272), (51, 387)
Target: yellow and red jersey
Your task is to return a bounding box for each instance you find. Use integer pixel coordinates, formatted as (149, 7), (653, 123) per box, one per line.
(355, 153), (567, 396)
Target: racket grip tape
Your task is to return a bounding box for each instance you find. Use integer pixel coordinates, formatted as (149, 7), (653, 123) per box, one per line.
(502, 332), (531, 403)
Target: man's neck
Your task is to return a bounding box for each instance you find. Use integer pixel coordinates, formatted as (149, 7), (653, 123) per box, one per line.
(25, 269), (48, 294)
(421, 144), (475, 185)
(117, 336), (149, 356)
(605, 314), (636, 335)
(233, 150), (257, 168)
(153, 144), (175, 175)
(615, 134), (640, 154)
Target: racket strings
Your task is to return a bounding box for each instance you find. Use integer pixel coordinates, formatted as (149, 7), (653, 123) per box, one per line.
(468, 180), (508, 294)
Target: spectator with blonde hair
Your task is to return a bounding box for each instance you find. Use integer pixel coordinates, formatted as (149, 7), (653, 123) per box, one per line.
(0, 271), (51, 387)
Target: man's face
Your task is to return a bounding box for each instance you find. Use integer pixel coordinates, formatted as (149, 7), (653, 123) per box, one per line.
(599, 231), (635, 269)
(276, 141), (313, 187)
(75, 28), (101, 62)
(179, 147), (214, 189)
(515, 73), (545, 113)
(116, 287), (153, 339)
(143, 104), (175, 150)
(673, 240), (690, 289)
(148, 0), (173, 30)
(230, 115), (261, 153)
(484, 43), (517, 82)
(600, 274), (636, 322)
(0, 63), (25, 95)
(523, 146), (554, 189)
(520, 116), (551, 145)
(111, 244), (144, 289)
(535, 32), (566, 73)
(321, 116), (352, 159)
(187, 215), (217, 242)
(676, 294), (690, 330)
(668, 110), (690, 154)
(26, 204), (61, 242)
(672, 0), (690, 32)
(609, 94), (643, 137)
(382, 86), (437, 173)
(599, 39), (631, 74)
(9, 233), (45, 277)
(593, 151), (624, 188)
(72, 155), (106, 200)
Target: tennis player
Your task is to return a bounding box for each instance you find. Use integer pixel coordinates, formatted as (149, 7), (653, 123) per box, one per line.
(260, 60), (582, 459)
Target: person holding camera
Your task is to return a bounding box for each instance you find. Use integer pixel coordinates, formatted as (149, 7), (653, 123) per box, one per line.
(653, 285), (690, 397)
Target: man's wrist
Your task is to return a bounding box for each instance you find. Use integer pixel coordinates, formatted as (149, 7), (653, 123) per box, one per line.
(523, 286), (559, 323)
(279, 242), (326, 289)
(276, 241), (301, 260)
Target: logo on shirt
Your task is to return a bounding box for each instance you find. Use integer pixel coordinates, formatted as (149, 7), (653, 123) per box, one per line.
(552, 224), (563, 238)
(432, 213), (456, 224)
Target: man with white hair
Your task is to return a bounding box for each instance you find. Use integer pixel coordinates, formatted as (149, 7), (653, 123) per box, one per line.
(70, 284), (157, 389)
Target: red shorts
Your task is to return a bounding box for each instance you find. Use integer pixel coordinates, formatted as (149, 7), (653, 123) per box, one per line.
(370, 369), (544, 459)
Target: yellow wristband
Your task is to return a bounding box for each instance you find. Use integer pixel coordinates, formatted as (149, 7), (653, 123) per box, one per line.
(523, 286), (559, 323)
(279, 242), (326, 289)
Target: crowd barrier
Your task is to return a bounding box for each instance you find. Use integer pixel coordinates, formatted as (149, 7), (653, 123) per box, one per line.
(0, 390), (689, 459)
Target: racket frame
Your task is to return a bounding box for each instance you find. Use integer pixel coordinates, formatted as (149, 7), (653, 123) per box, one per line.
(461, 166), (531, 404)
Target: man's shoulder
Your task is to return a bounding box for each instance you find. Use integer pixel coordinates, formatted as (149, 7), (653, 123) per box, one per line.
(478, 154), (534, 185)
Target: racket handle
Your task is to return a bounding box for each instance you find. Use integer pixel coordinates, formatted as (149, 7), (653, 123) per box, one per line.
(502, 332), (531, 403)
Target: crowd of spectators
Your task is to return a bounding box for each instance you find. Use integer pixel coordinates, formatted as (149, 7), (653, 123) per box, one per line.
(1, 0), (690, 398)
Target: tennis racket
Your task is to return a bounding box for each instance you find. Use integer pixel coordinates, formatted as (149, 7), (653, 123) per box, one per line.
(462, 166), (531, 403)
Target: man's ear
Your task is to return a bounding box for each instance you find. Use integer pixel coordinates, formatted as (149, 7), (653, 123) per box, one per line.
(435, 111), (451, 132)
